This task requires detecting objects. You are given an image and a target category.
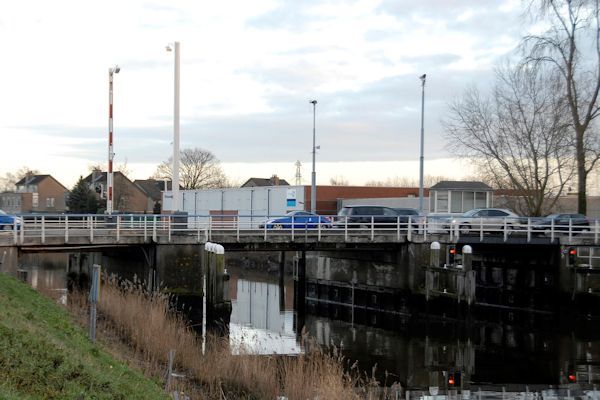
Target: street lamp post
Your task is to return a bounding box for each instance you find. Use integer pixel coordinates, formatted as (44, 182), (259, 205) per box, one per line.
(107, 65), (120, 215)
(309, 100), (317, 214)
(167, 42), (180, 212)
(418, 74), (426, 213)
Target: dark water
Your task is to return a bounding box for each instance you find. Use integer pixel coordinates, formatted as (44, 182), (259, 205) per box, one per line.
(12, 254), (600, 390)
(226, 265), (600, 390)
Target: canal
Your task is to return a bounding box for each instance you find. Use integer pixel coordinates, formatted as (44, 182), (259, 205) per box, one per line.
(9, 251), (600, 391)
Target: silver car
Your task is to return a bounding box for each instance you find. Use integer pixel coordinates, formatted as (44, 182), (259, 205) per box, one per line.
(450, 208), (520, 234)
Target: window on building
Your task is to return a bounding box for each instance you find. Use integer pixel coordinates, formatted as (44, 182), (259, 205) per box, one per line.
(450, 191), (462, 213)
(46, 197), (55, 208)
(32, 193), (39, 208)
(437, 191), (448, 213)
(475, 192), (487, 208)
(463, 191), (474, 211)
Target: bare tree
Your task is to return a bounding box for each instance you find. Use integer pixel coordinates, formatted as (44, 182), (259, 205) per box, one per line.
(329, 176), (349, 186)
(443, 63), (575, 216)
(0, 167), (40, 192)
(364, 175), (452, 187)
(522, 0), (600, 214)
(153, 147), (229, 189)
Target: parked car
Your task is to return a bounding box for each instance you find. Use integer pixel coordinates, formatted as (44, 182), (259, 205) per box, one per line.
(0, 210), (22, 230)
(259, 211), (332, 229)
(392, 207), (424, 229)
(450, 208), (521, 234)
(336, 205), (401, 228)
(531, 213), (590, 234)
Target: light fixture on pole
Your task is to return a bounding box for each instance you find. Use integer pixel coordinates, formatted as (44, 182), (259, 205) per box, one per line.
(166, 42), (180, 212)
(309, 99), (317, 214)
(418, 73), (426, 213)
(107, 65), (120, 215)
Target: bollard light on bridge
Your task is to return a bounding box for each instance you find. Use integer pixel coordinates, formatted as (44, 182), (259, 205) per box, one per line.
(430, 241), (440, 268)
(461, 245), (472, 271)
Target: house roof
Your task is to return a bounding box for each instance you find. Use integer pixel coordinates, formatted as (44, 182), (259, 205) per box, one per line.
(429, 181), (493, 191)
(134, 179), (177, 201)
(15, 174), (68, 191)
(16, 174), (51, 186)
(241, 177), (290, 187)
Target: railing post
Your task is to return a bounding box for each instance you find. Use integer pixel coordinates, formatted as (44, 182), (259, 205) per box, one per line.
(503, 218), (507, 242)
(236, 215), (240, 242)
(318, 217), (321, 241)
(423, 217), (427, 241)
(116, 215), (121, 242)
(397, 216), (401, 242)
(168, 216), (172, 243)
(19, 215), (24, 244)
(13, 219), (17, 245)
(344, 217), (348, 242)
(89, 216), (94, 242)
(65, 215), (69, 243)
(479, 217), (483, 241)
(291, 216), (295, 241)
(569, 218), (573, 243)
(153, 216), (157, 242)
(198, 216), (202, 243)
(527, 217), (531, 243)
(370, 216), (374, 241)
(143, 215), (147, 241)
(595, 220), (598, 245)
(551, 218), (555, 242)
(208, 215), (212, 241)
(407, 216), (412, 241)
(41, 215), (46, 244)
(264, 217), (267, 241)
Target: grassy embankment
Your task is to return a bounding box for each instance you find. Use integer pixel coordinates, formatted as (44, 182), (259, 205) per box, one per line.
(0, 272), (167, 400)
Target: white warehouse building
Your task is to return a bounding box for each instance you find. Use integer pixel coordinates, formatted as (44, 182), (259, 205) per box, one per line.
(162, 186), (306, 228)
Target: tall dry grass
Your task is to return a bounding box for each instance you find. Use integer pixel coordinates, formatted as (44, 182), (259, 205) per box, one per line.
(73, 277), (386, 399)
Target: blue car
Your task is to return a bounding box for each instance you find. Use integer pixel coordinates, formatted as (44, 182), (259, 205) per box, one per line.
(0, 210), (22, 230)
(259, 211), (332, 229)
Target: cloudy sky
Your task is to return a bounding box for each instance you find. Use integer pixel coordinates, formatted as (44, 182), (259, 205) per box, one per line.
(0, 0), (527, 188)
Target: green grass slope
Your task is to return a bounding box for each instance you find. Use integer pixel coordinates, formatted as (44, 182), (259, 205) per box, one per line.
(0, 273), (167, 400)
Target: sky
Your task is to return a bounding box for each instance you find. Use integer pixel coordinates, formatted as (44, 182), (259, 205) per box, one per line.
(0, 0), (528, 188)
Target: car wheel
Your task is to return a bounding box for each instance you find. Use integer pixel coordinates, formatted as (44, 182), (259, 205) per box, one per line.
(273, 223), (283, 230)
(459, 224), (470, 235)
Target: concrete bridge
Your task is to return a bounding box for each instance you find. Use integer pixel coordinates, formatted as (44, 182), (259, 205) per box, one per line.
(1, 213), (599, 250)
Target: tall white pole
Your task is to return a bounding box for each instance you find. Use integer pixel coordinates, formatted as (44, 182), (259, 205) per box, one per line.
(310, 100), (317, 214)
(172, 41), (181, 212)
(418, 74), (426, 213)
(108, 66), (119, 215)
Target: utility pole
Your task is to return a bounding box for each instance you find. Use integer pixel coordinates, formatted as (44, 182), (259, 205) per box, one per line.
(310, 100), (317, 214)
(418, 74), (426, 213)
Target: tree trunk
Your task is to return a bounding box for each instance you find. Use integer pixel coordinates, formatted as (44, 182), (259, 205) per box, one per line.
(576, 126), (587, 214)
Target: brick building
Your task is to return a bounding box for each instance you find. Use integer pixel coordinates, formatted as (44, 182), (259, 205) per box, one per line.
(0, 174), (69, 213)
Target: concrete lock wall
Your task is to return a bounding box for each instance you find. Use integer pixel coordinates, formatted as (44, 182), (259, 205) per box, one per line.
(162, 186), (306, 226)
(156, 244), (203, 296)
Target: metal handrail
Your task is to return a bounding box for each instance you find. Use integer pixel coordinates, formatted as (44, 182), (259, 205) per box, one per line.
(1, 213), (598, 245)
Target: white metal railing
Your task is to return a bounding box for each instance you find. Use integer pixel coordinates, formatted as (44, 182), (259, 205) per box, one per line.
(0, 213), (598, 245)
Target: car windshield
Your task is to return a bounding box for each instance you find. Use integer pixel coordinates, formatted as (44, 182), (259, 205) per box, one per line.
(545, 214), (560, 219)
(338, 208), (351, 216)
(286, 211), (311, 216)
(462, 209), (481, 217)
(0, 210), (7, 216)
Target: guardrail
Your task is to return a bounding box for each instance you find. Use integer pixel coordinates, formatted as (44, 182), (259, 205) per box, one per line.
(0, 214), (599, 245)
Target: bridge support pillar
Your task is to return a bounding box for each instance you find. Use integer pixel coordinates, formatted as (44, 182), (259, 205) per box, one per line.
(204, 242), (232, 333)
(279, 251), (286, 311)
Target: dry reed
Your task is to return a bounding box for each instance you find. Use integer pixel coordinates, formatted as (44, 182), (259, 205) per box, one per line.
(67, 276), (387, 399)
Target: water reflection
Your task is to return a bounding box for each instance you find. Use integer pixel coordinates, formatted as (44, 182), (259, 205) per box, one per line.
(229, 273), (301, 355)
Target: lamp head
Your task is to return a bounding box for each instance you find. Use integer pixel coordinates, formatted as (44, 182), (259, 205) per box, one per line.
(309, 99), (317, 105)
(114, 65), (120, 74)
(419, 73), (426, 82)
(166, 45), (172, 52)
